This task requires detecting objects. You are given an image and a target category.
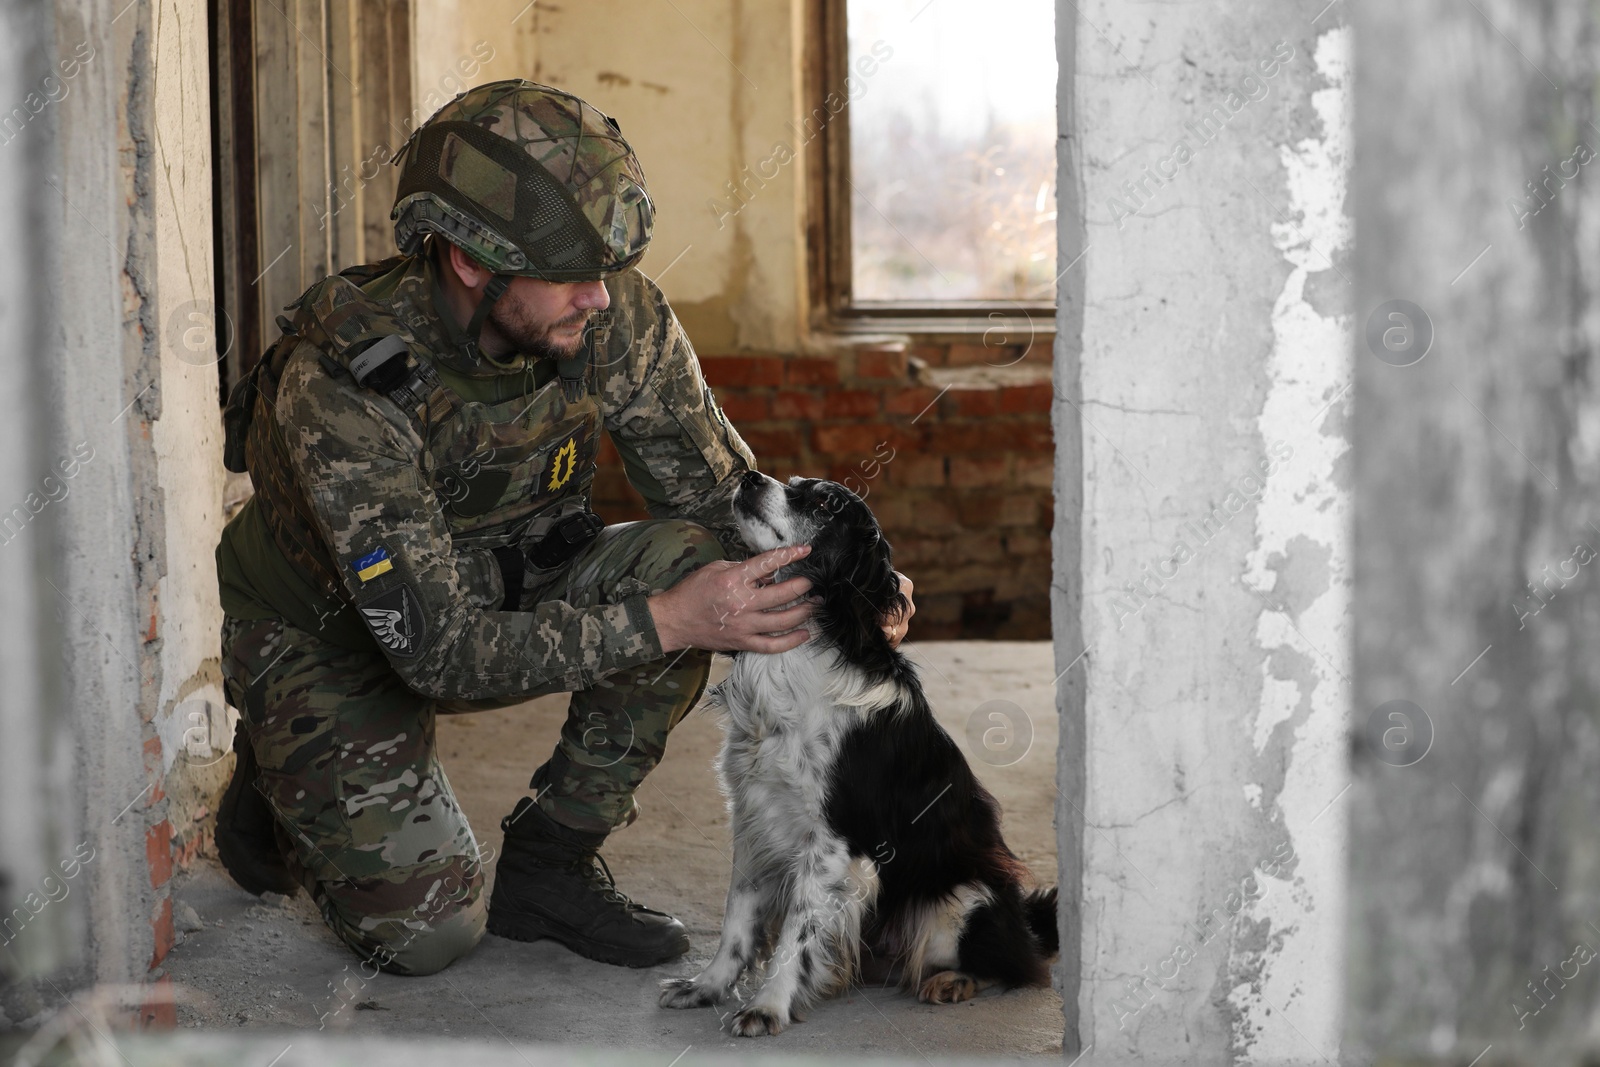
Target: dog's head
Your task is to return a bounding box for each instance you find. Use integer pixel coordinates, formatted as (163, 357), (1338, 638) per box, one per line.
(733, 470), (906, 664)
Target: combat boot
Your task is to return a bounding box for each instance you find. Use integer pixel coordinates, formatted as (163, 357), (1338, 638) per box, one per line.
(214, 722), (300, 897)
(486, 795), (689, 967)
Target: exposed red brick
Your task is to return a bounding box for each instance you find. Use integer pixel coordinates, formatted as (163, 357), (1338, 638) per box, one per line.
(944, 386), (1002, 418)
(867, 495), (916, 528)
(932, 564), (1012, 595)
(888, 536), (945, 569)
(146, 820), (173, 889)
(811, 424), (879, 455)
(142, 737), (166, 804)
(998, 494), (1044, 527)
(148, 899), (174, 973)
(907, 496), (962, 532)
(890, 454), (946, 488)
(884, 387), (944, 418)
(1000, 382), (1053, 414)
(955, 492), (1005, 528)
(1003, 532), (1052, 557)
(935, 425), (998, 454)
(1014, 455), (1054, 489)
(173, 827), (208, 871)
(701, 355), (783, 388)
(946, 342), (998, 366)
(785, 358), (841, 387)
(823, 390), (881, 419)
(825, 461), (857, 483)
(950, 533), (1007, 564)
(949, 455), (1011, 488)
(771, 389), (825, 421)
(758, 460), (803, 482)
(597, 434), (620, 462)
(856, 348), (909, 379)
(811, 424), (919, 456)
(138, 973), (177, 1027)
(1012, 424), (1055, 453)
(742, 427), (806, 459)
(658, 348), (1055, 638)
(718, 393), (770, 421)
(946, 422), (1048, 454)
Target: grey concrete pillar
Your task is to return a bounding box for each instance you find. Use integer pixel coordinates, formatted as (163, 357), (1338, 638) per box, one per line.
(1056, 0), (1353, 1062)
(0, 0), (76, 988)
(50, 0), (172, 991)
(1348, 0), (1600, 1063)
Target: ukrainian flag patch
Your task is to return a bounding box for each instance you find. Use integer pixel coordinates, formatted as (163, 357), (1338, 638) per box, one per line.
(351, 546), (394, 583)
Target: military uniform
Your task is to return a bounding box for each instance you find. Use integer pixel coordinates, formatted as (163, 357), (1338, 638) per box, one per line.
(215, 81), (755, 975)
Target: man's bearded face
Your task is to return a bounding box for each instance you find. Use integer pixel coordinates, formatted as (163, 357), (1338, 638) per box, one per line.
(489, 293), (592, 361)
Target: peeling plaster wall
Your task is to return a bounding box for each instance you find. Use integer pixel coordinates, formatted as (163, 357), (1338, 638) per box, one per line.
(424, 0), (804, 353)
(1348, 1), (1600, 1063)
(147, 0), (228, 864)
(37, 0), (221, 993)
(49, 0), (161, 991)
(1056, 2), (1352, 1061)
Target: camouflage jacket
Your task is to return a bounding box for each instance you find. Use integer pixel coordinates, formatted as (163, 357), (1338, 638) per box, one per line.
(217, 252), (754, 701)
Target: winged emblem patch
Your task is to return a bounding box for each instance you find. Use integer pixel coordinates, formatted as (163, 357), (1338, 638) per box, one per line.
(359, 584), (424, 658)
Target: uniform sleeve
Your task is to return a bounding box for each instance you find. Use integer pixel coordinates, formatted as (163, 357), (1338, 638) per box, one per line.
(272, 345), (665, 701)
(596, 271), (756, 560)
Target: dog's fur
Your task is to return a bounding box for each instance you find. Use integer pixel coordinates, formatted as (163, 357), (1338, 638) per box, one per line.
(659, 471), (1058, 1037)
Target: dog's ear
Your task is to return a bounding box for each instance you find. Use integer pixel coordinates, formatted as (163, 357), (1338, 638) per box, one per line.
(844, 525), (903, 625)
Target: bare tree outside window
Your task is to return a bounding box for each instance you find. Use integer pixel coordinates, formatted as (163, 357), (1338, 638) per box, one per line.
(846, 0), (1057, 304)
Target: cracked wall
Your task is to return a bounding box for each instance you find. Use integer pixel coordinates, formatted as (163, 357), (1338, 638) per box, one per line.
(1056, 2), (1352, 1062)
(3, 0), (227, 1013)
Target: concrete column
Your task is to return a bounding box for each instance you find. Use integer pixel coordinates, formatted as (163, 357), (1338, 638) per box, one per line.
(1055, 1), (1353, 1061)
(0, 0), (76, 988)
(19, 0), (225, 997)
(1347, 1), (1600, 1062)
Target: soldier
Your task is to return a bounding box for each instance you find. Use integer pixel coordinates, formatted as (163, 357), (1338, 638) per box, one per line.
(213, 80), (914, 977)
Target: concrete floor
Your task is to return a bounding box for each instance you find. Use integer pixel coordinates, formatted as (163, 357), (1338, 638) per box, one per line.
(159, 641), (1063, 1059)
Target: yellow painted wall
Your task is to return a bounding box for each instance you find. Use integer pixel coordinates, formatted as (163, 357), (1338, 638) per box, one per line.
(411, 0), (541, 130)
(413, 0), (808, 353)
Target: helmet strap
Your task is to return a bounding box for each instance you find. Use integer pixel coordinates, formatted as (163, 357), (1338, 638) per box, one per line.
(464, 273), (514, 365)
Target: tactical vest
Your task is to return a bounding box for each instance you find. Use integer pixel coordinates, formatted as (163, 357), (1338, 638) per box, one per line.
(224, 260), (605, 604)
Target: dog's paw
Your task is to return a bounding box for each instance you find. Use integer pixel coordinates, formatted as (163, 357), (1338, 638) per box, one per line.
(659, 977), (725, 1009)
(918, 970), (979, 1004)
(730, 1005), (786, 1037)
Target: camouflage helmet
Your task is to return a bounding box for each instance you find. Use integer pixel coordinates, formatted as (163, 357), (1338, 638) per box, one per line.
(391, 80), (653, 280)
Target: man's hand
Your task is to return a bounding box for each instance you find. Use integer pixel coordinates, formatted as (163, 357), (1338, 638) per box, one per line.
(649, 544), (817, 653)
(884, 571), (916, 648)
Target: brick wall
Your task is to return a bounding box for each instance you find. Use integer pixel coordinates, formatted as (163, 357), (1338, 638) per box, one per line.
(591, 342), (1054, 639)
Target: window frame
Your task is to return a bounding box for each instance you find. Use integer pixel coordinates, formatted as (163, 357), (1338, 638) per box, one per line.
(803, 0), (1057, 339)
(209, 0), (416, 398)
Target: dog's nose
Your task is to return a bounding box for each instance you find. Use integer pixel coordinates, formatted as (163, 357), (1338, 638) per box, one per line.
(741, 470), (768, 492)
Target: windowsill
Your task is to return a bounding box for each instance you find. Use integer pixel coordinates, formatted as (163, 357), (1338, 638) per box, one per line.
(915, 361), (1052, 387)
(803, 325), (1054, 381)
(820, 309), (1057, 342)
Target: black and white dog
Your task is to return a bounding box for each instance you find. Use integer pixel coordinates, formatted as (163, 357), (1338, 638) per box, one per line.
(659, 470), (1057, 1037)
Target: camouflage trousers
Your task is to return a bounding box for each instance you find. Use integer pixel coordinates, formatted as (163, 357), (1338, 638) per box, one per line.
(219, 519), (721, 976)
